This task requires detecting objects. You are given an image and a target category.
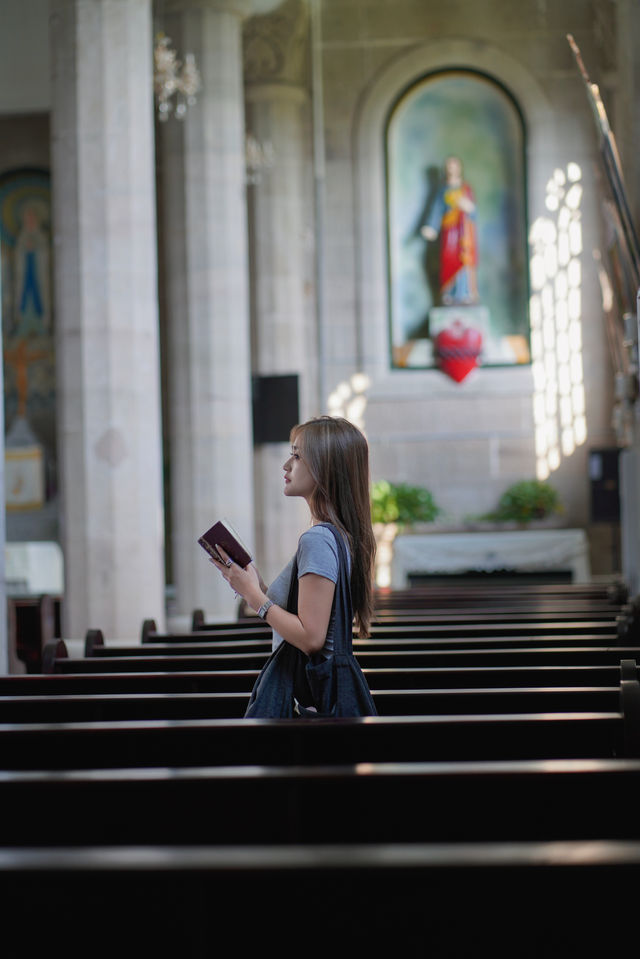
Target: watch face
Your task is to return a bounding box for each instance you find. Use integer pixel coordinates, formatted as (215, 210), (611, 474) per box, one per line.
(259, 601), (272, 619)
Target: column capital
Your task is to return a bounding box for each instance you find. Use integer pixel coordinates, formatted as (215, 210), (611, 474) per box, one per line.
(243, 0), (309, 88)
(162, 0), (253, 17)
(244, 82), (309, 105)
(161, 0), (303, 17)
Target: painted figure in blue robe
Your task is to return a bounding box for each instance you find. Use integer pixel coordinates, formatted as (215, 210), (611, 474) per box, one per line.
(14, 204), (51, 336)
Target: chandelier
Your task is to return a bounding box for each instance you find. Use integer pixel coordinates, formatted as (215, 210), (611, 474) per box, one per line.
(154, 33), (201, 122)
(245, 134), (276, 185)
(152, 33), (275, 184)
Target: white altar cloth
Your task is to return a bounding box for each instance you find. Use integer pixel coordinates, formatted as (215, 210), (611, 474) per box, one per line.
(391, 528), (591, 587)
(4, 541), (64, 595)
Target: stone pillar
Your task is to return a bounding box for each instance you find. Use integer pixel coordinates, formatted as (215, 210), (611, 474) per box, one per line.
(615, 1), (640, 597)
(158, 0), (255, 622)
(614, 0), (640, 227)
(244, 0), (314, 582)
(619, 291), (640, 597)
(50, 0), (166, 641)
(0, 271), (6, 671)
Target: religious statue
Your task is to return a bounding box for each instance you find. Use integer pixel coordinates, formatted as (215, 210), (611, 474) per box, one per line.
(13, 202), (51, 336)
(421, 155), (479, 306)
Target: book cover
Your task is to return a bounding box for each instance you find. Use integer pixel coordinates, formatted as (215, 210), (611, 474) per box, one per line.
(197, 519), (253, 568)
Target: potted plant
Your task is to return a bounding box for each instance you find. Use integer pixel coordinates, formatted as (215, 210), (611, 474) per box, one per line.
(371, 480), (441, 528)
(479, 479), (562, 526)
(371, 480), (441, 586)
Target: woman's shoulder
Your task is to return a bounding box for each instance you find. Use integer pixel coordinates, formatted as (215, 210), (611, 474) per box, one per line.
(298, 523), (350, 568)
(297, 524), (341, 580)
(298, 523), (338, 551)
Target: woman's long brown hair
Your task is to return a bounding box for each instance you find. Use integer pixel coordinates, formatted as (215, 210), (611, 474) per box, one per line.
(291, 416), (376, 637)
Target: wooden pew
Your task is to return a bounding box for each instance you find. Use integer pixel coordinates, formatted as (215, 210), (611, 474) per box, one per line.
(3, 579), (637, 959)
(370, 581), (628, 608)
(157, 619), (623, 640)
(92, 633), (622, 659)
(159, 617), (621, 643)
(188, 582), (629, 631)
(6, 594), (61, 673)
(5, 654), (640, 723)
(2, 757), (640, 846)
(371, 602), (621, 616)
(0, 840), (638, 955)
(0, 686), (622, 723)
(0, 663), (630, 695)
(1, 655), (638, 750)
(0, 710), (632, 769)
(2, 592), (638, 958)
(42, 642), (640, 674)
(190, 607), (621, 628)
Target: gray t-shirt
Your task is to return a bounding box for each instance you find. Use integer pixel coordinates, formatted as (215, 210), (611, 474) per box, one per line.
(266, 524), (351, 654)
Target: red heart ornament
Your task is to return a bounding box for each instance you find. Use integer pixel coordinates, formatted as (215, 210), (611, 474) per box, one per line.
(434, 321), (483, 383)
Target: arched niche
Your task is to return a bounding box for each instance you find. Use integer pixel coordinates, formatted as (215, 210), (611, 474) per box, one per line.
(385, 68), (528, 371)
(354, 39), (554, 390)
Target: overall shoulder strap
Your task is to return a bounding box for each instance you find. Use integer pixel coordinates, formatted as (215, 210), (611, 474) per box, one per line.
(315, 522), (353, 655)
(286, 555), (299, 613)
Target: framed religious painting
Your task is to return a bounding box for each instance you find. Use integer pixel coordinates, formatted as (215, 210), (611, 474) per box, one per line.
(0, 167), (56, 513)
(385, 69), (530, 379)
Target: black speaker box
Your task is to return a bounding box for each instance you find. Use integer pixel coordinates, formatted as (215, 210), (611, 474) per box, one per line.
(589, 447), (620, 523)
(252, 374), (300, 444)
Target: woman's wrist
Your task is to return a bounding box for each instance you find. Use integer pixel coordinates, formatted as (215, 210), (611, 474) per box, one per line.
(256, 598), (274, 620)
(247, 589), (269, 615)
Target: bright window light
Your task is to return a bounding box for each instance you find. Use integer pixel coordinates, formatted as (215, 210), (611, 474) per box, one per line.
(529, 162), (586, 479)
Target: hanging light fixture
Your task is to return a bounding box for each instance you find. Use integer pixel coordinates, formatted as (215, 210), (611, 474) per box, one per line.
(245, 133), (276, 185)
(153, 33), (201, 122)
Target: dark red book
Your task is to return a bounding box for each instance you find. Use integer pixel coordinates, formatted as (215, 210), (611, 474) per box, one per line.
(197, 519), (252, 568)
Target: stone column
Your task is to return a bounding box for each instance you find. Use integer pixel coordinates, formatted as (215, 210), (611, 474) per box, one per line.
(158, 0), (255, 622)
(614, 0), (640, 227)
(244, 0), (314, 582)
(49, 0), (166, 641)
(615, 0), (640, 596)
(0, 285), (5, 670)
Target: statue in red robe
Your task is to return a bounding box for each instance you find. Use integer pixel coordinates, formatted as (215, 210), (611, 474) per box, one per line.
(421, 155), (479, 305)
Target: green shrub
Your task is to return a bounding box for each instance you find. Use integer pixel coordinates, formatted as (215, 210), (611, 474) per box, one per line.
(371, 480), (441, 527)
(485, 480), (562, 524)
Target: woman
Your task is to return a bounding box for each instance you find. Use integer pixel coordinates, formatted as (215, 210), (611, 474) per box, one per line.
(211, 415), (378, 717)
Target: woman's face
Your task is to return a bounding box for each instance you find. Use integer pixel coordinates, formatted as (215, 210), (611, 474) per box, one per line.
(283, 442), (316, 501)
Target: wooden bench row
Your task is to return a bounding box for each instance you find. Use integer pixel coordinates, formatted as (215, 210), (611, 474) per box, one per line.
(0, 711), (633, 769)
(1, 635), (638, 753)
(2, 656), (639, 762)
(43, 640), (640, 673)
(141, 621), (624, 650)
(4, 650), (640, 716)
(3, 583), (639, 954)
(368, 581), (629, 607)
(1, 662), (636, 691)
(93, 632), (623, 658)
(0, 686), (624, 723)
(1, 839), (638, 955)
(7, 594), (62, 674)
(2, 757), (640, 847)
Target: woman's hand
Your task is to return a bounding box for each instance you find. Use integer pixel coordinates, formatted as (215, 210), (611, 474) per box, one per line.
(210, 546), (264, 611)
(211, 547), (335, 655)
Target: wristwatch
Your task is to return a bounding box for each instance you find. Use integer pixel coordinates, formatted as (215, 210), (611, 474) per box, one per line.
(257, 599), (274, 620)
